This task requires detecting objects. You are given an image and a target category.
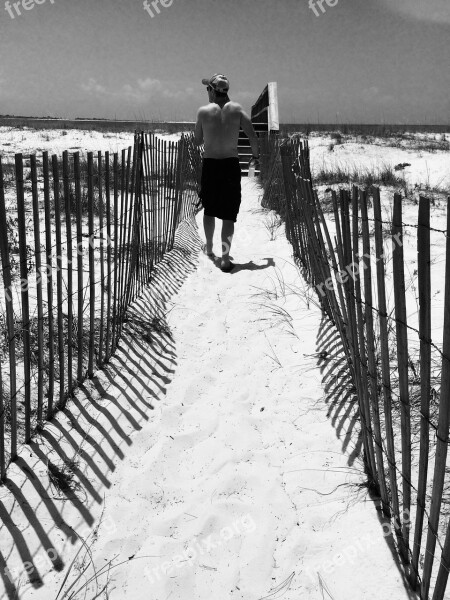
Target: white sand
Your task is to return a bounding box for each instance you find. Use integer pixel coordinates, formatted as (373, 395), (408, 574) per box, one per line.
(0, 177), (415, 600)
(308, 134), (450, 191)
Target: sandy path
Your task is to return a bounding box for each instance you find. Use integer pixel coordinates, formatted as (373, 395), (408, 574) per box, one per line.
(12, 179), (414, 600)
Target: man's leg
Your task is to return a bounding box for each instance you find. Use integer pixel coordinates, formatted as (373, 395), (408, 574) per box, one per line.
(203, 214), (215, 255)
(221, 220), (234, 268)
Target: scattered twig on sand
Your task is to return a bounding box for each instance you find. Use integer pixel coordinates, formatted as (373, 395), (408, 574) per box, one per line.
(258, 571), (295, 599)
(263, 332), (283, 371)
(318, 573), (338, 599)
(54, 531), (103, 600)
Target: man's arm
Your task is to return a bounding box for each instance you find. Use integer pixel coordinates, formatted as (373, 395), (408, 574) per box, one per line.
(240, 109), (260, 158)
(194, 108), (204, 146)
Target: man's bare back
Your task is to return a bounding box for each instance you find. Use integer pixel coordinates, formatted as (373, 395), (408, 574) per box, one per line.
(195, 101), (259, 159)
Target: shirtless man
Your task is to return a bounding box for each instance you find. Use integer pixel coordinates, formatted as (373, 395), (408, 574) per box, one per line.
(194, 74), (260, 272)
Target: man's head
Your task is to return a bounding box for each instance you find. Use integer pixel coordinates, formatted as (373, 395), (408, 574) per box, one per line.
(202, 73), (230, 101)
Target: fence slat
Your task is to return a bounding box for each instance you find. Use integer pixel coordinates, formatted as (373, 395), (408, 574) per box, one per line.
(142, 134), (152, 281)
(157, 137), (163, 262)
(15, 154), (32, 441)
(141, 134), (151, 277)
(172, 136), (185, 246)
(0, 158), (18, 461)
(98, 151), (105, 367)
(391, 193), (411, 563)
(63, 151), (73, 395)
(352, 186), (377, 483)
(0, 358), (4, 480)
(313, 186), (353, 372)
(87, 152), (95, 377)
(30, 155), (45, 423)
(360, 189), (390, 517)
(411, 195), (432, 589)
(120, 147), (133, 329)
(422, 197), (450, 600)
(0, 157), (16, 475)
(111, 153), (119, 353)
(105, 151), (112, 362)
(331, 190), (351, 335)
(121, 145), (133, 322)
(340, 189), (375, 477)
(373, 187), (404, 546)
(432, 202), (450, 600)
(52, 154), (65, 408)
(43, 152), (55, 419)
(74, 152), (84, 382)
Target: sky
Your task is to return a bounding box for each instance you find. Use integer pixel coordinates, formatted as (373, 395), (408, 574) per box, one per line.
(0, 0), (449, 124)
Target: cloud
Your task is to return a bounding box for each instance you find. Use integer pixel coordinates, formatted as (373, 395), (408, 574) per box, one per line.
(81, 78), (108, 95)
(378, 0), (450, 25)
(81, 78), (193, 103)
(361, 86), (394, 104)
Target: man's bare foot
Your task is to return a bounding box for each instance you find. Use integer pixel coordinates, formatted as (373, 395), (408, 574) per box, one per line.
(220, 260), (235, 273)
(202, 244), (214, 258)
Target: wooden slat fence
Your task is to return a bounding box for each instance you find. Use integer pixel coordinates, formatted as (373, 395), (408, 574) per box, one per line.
(0, 131), (201, 481)
(259, 133), (450, 600)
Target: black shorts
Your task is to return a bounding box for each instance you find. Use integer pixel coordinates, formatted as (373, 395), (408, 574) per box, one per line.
(199, 157), (241, 222)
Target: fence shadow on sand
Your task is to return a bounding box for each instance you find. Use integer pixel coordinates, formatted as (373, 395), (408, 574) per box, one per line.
(0, 218), (201, 599)
(315, 311), (416, 600)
